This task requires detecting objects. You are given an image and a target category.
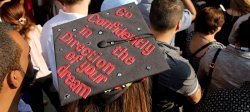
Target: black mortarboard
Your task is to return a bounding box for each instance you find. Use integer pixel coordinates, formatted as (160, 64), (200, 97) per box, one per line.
(53, 3), (170, 106)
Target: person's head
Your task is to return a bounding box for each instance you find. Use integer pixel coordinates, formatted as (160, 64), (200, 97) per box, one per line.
(230, 0), (250, 15)
(150, 0), (184, 33)
(0, 22), (29, 110)
(194, 7), (225, 35)
(0, 0), (10, 7)
(0, 1), (34, 40)
(59, 0), (90, 6)
(234, 16), (250, 48)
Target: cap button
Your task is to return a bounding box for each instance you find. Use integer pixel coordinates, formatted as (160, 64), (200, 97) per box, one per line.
(110, 41), (115, 45)
(137, 27), (141, 31)
(146, 66), (151, 70)
(117, 73), (122, 77)
(87, 42), (91, 45)
(59, 48), (63, 51)
(104, 90), (111, 93)
(72, 28), (77, 32)
(64, 94), (70, 100)
(98, 31), (103, 35)
(57, 28), (62, 32)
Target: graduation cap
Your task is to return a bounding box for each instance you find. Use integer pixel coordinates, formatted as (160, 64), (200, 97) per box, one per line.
(53, 3), (170, 106)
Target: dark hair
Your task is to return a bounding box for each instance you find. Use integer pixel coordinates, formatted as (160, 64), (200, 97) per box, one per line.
(194, 7), (225, 35)
(0, 23), (22, 91)
(234, 17), (250, 48)
(150, 0), (184, 32)
(61, 79), (151, 112)
(59, 0), (83, 5)
(0, 1), (34, 40)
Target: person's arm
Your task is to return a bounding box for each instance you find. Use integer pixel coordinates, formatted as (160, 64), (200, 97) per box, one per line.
(186, 85), (202, 104)
(176, 60), (202, 104)
(159, 58), (202, 104)
(182, 0), (196, 21)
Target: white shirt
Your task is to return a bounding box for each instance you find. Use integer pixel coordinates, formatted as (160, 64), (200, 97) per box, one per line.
(40, 10), (85, 90)
(28, 25), (51, 79)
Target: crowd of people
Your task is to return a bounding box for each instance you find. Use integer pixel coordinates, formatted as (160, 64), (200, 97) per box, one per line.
(0, 0), (249, 112)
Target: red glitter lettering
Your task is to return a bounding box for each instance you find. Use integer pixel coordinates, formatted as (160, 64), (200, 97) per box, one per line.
(75, 83), (91, 99)
(70, 80), (81, 91)
(92, 74), (108, 84)
(79, 25), (92, 39)
(60, 32), (73, 44)
(80, 47), (91, 56)
(62, 73), (92, 99)
(112, 45), (135, 65)
(57, 64), (71, 78)
(87, 14), (99, 23)
(115, 7), (132, 19)
(124, 56), (135, 65)
(95, 59), (106, 68)
(65, 74), (75, 85)
(142, 44), (155, 56)
(65, 52), (75, 61)
(102, 63), (115, 75)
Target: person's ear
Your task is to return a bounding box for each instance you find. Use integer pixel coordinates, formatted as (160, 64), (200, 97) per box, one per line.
(7, 71), (23, 89)
(176, 21), (181, 31)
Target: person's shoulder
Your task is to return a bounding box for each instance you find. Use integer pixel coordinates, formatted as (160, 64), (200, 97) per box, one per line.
(205, 47), (221, 56)
(229, 14), (250, 44)
(166, 48), (189, 65)
(156, 41), (193, 70)
(164, 51), (196, 77)
(201, 47), (221, 63)
(29, 25), (42, 32)
(236, 14), (250, 25)
(209, 42), (225, 49)
(41, 14), (63, 36)
(171, 57), (193, 73)
(43, 17), (58, 27)
(27, 25), (42, 39)
(43, 13), (63, 29)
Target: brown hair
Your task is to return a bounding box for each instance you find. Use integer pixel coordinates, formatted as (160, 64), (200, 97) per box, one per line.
(194, 7), (225, 35)
(150, 0), (184, 32)
(59, 0), (83, 5)
(230, 0), (250, 15)
(0, 1), (34, 41)
(0, 23), (22, 91)
(61, 79), (151, 112)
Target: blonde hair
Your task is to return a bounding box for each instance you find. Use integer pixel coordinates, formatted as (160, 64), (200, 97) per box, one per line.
(0, 1), (34, 41)
(230, 0), (250, 14)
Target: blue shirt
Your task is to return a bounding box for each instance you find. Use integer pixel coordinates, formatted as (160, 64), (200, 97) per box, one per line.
(40, 10), (86, 90)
